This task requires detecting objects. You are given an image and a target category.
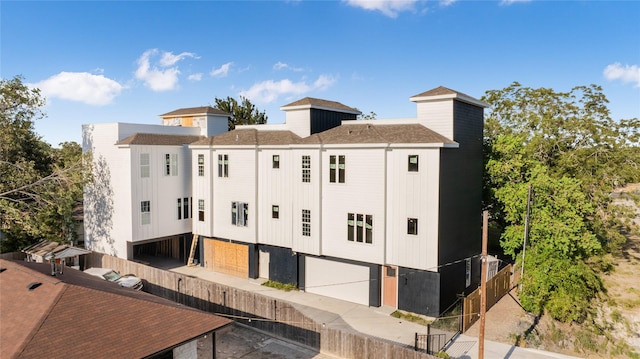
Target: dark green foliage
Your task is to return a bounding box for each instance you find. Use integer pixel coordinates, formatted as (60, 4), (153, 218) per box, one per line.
(214, 96), (267, 130)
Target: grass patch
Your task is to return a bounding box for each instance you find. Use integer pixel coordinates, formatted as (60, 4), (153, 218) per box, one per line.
(261, 280), (297, 292)
(390, 310), (432, 326)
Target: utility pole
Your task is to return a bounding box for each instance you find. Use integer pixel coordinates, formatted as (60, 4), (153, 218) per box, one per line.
(478, 210), (488, 359)
(521, 184), (532, 291)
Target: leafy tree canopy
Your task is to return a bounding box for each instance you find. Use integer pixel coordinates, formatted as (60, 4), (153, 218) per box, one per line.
(0, 76), (90, 252)
(214, 96), (267, 131)
(482, 82), (640, 323)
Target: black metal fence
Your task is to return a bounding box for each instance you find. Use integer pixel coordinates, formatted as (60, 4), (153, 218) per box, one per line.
(415, 329), (447, 355)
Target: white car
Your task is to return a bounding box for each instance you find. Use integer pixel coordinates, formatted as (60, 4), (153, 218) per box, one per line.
(84, 267), (143, 291)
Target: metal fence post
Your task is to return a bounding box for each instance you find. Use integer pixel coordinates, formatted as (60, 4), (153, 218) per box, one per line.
(426, 324), (431, 354)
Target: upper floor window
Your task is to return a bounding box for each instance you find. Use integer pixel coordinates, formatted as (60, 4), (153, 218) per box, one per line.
(348, 212), (373, 243)
(218, 154), (229, 177)
(302, 155), (311, 183)
(407, 218), (418, 235)
(141, 201), (151, 225)
(272, 155), (280, 169)
(140, 153), (150, 178)
(272, 205), (279, 219)
(177, 198), (182, 220)
(330, 155), (345, 183)
(302, 209), (311, 236)
(232, 201), (249, 227)
(165, 153), (178, 176)
(198, 200), (205, 222)
(183, 197), (190, 219)
(408, 155), (419, 172)
(197, 154), (205, 176)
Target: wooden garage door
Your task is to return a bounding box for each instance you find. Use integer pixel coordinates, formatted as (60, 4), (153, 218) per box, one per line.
(213, 240), (248, 278)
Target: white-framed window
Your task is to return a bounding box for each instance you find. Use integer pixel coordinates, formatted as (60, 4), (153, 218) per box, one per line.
(198, 199), (205, 222)
(407, 218), (418, 235)
(272, 205), (279, 219)
(177, 198), (182, 220)
(140, 153), (150, 178)
(165, 153), (178, 176)
(197, 154), (204, 176)
(232, 201), (249, 227)
(218, 154), (229, 177)
(272, 155), (280, 169)
(302, 155), (310, 183)
(329, 155), (345, 183)
(141, 201), (150, 225)
(408, 155), (419, 172)
(183, 197), (189, 219)
(347, 213), (374, 244)
(302, 209), (311, 236)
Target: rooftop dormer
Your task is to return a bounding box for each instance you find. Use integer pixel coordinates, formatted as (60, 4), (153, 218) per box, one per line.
(159, 106), (231, 137)
(280, 97), (361, 138)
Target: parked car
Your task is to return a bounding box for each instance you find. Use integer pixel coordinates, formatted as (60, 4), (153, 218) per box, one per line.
(84, 267), (143, 291)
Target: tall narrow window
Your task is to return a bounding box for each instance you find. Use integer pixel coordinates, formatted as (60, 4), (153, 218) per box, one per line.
(356, 214), (364, 242)
(165, 154), (171, 176)
(171, 154), (178, 176)
(141, 201), (150, 225)
(302, 155), (311, 183)
(408, 218), (418, 235)
(347, 213), (355, 241)
(198, 154), (204, 176)
(231, 202), (237, 225)
(365, 215), (373, 244)
(218, 154), (229, 177)
(329, 155), (336, 183)
(140, 153), (150, 178)
(272, 205), (279, 219)
(183, 197), (189, 219)
(465, 258), (472, 288)
(165, 154), (178, 176)
(338, 155), (345, 183)
(177, 198), (182, 220)
(272, 155), (280, 169)
(302, 209), (311, 236)
(198, 200), (205, 222)
(408, 155), (419, 172)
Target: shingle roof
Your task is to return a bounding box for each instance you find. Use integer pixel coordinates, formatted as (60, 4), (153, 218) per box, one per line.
(410, 86), (488, 108)
(159, 106), (230, 117)
(117, 133), (204, 146)
(0, 259), (232, 359)
(299, 123), (456, 145)
(281, 97), (360, 114)
(191, 128), (302, 146)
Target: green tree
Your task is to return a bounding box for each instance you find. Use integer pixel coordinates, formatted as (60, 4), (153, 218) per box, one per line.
(0, 76), (89, 252)
(483, 82), (640, 322)
(214, 96), (267, 131)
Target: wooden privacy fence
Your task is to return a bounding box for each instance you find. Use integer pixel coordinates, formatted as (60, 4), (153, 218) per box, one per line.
(87, 253), (436, 359)
(462, 263), (512, 332)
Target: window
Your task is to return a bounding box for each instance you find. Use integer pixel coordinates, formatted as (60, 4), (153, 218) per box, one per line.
(330, 155), (346, 183)
(198, 200), (205, 222)
(218, 154), (229, 177)
(140, 153), (150, 178)
(302, 209), (311, 236)
(232, 201), (249, 227)
(197, 154), (204, 176)
(347, 213), (373, 244)
(407, 218), (418, 235)
(465, 258), (472, 288)
(177, 198), (182, 220)
(408, 155), (419, 172)
(272, 205), (279, 219)
(272, 155), (280, 169)
(165, 154), (178, 176)
(302, 155), (310, 183)
(183, 197), (189, 219)
(141, 201), (150, 225)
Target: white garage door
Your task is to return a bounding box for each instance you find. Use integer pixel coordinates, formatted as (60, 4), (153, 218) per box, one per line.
(305, 257), (370, 306)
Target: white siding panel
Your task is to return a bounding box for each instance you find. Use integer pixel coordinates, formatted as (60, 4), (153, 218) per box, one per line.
(291, 149), (321, 255)
(321, 148), (386, 264)
(257, 149), (293, 248)
(416, 101), (453, 140)
(284, 109), (311, 138)
(305, 257), (369, 306)
(192, 149), (213, 237)
(385, 148), (440, 271)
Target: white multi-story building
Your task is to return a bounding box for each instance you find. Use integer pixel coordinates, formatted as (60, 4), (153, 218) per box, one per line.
(84, 87), (487, 316)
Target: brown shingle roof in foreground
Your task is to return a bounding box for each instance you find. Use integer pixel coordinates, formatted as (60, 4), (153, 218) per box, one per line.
(159, 106), (230, 117)
(117, 133), (205, 146)
(0, 259), (232, 359)
(299, 123), (457, 145)
(191, 128), (302, 146)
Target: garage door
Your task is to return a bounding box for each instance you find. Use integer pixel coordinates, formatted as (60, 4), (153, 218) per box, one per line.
(212, 240), (248, 278)
(305, 257), (370, 306)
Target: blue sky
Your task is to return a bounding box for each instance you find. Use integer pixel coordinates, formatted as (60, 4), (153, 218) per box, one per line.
(2, 0), (639, 146)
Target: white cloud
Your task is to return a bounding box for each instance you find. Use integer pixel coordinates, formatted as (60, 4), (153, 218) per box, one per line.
(273, 62), (304, 72)
(500, 0), (531, 4)
(33, 71), (124, 106)
(604, 63), (640, 87)
(439, 0), (456, 6)
(188, 73), (203, 81)
(135, 49), (197, 91)
(344, 0), (417, 18)
(239, 75), (337, 103)
(210, 62), (233, 78)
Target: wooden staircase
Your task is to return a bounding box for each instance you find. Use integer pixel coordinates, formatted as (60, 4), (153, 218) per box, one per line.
(187, 233), (198, 267)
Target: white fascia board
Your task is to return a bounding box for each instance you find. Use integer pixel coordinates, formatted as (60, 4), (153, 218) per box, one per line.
(388, 142), (459, 149)
(189, 144), (213, 149)
(289, 144), (322, 149)
(257, 145), (295, 150)
(410, 93), (489, 108)
(211, 145), (258, 150)
(321, 143), (389, 149)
